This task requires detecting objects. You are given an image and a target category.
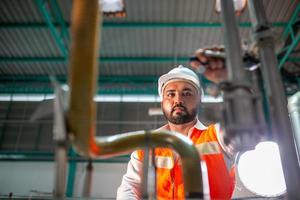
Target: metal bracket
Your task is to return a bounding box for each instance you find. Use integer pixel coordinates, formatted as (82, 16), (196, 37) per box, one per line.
(250, 25), (275, 51)
(51, 77), (70, 199)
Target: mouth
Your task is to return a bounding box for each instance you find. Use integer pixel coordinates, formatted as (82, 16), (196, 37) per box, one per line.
(172, 106), (186, 114)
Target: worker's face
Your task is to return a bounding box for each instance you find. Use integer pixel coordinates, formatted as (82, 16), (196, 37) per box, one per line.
(161, 81), (200, 125)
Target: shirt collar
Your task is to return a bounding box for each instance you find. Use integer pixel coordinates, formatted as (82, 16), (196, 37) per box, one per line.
(157, 119), (207, 135)
(187, 119), (207, 138)
(194, 119), (207, 130)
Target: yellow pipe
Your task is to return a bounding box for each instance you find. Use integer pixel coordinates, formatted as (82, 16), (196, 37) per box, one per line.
(68, 0), (203, 197)
(68, 0), (99, 156)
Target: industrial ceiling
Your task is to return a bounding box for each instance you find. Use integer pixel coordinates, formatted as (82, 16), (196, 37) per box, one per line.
(0, 0), (299, 96)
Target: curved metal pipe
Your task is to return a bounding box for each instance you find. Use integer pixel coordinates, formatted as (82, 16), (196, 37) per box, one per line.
(288, 91), (300, 160)
(95, 130), (203, 196)
(67, 0), (203, 197)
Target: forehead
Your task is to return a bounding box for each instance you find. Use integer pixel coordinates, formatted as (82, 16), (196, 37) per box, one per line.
(163, 80), (197, 92)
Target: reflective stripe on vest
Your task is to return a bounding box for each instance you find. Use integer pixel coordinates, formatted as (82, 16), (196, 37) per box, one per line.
(155, 156), (174, 169)
(195, 141), (221, 155)
(135, 125), (235, 199)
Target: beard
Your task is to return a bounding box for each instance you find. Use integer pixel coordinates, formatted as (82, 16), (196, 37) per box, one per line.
(162, 104), (198, 125)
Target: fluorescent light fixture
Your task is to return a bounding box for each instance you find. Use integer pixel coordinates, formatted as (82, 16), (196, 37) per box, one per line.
(148, 107), (163, 116)
(99, 0), (126, 17)
(237, 141), (286, 197)
(0, 94), (55, 102)
(94, 95), (159, 102)
(0, 94), (223, 103)
(215, 0), (247, 16)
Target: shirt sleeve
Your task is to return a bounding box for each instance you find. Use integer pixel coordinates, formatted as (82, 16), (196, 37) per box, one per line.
(116, 151), (143, 200)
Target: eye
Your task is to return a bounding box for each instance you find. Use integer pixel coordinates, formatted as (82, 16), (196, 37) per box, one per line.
(182, 91), (192, 97)
(165, 91), (175, 98)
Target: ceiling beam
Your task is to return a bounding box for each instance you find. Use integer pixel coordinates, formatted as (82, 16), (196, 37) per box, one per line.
(0, 84), (158, 95)
(278, 4), (300, 69)
(0, 75), (159, 94)
(35, 0), (68, 57)
(0, 75), (158, 83)
(49, 0), (70, 41)
(0, 75), (213, 95)
(0, 56), (188, 62)
(1, 56), (299, 63)
(0, 22), (288, 29)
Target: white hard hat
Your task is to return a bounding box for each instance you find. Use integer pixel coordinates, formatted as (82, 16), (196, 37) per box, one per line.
(158, 65), (202, 98)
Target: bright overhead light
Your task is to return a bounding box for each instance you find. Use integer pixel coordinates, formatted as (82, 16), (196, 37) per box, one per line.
(99, 0), (126, 17)
(0, 94), (223, 103)
(215, 0), (247, 16)
(237, 141), (286, 197)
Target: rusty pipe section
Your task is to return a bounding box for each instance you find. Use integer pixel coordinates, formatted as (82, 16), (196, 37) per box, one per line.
(67, 0), (203, 197)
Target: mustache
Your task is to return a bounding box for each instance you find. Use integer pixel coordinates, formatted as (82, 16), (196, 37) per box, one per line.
(171, 105), (187, 112)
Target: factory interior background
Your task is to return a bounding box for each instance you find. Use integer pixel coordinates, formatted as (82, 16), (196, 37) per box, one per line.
(0, 0), (299, 199)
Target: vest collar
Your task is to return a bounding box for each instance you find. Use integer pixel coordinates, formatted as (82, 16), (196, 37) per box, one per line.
(157, 119), (207, 135)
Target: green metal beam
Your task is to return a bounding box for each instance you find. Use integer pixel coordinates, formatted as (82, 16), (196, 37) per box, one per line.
(0, 22), (288, 29)
(0, 75), (158, 83)
(0, 75), (159, 94)
(282, 4), (300, 38)
(49, 0), (70, 41)
(34, 124), (42, 151)
(0, 97), (12, 148)
(0, 75), (160, 94)
(35, 0), (68, 57)
(278, 4), (300, 69)
(102, 22), (287, 28)
(0, 86), (158, 95)
(287, 57), (300, 63)
(1, 56), (299, 63)
(0, 56), (188, 62)
(0, 151), (130, 162)
(278, 35), (300, 69)
(66, 149), (77, 198)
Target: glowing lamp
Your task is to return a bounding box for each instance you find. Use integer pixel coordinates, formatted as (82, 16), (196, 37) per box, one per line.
(237, 141), (286, 197)
(99, 0), (126, 17)
(215, 0), (247, 16)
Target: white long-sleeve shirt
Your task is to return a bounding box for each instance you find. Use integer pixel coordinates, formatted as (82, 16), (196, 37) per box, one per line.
(116, 121), (208, 200)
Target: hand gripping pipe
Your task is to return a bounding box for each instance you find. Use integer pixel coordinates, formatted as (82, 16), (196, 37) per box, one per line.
(219, 0), (266, 152)
(67, 0), (203, 198)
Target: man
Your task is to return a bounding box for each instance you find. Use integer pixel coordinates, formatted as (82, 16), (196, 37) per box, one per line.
(117, 62), (235, 199)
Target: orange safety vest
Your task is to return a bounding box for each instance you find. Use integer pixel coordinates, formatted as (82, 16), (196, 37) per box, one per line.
(137, 124), (235, 200)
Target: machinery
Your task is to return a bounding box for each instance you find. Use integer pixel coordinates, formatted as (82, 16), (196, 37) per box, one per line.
(23, 0), (300, 199)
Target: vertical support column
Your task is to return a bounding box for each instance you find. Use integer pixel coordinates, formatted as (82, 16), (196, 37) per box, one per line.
(54, 145), (67, 198)
(82, 160), (93, 197)
(248, 0), (300, 199)
(0, 94), (13, 149)
(288, 92), (300, 160)
(219, 0), (265, 152)
(53, 81), (69, 199)
(220, 0), (245, 83)
(66, 149), (77, 198)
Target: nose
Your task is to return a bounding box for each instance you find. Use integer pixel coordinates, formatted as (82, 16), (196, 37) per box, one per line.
(174, 93), (184, 105)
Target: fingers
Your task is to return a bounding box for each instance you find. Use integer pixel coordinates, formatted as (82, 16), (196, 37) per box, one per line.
(190, 46), (227, 83)
(204, 67), (228, 83)
(207, 57), (224, 70)
(194, 48), (209, 64)
(192, 50), (225, 70)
